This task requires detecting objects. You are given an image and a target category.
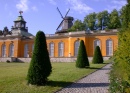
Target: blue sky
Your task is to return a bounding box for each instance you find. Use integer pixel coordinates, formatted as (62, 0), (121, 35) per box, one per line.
(0, 0), (127, 35)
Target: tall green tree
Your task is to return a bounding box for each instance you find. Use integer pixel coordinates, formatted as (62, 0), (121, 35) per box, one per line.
(76, 40), (89, 68)
(122, 0), (130, 29)
(108, 9), (121, 29)
(84, 12), (97, 30)
(109, 1), (130, 93)
(119, 6), (126, 26)
(96, 10), (109, 30)
(68, 20), (86, 32)
(92, 46), (103, 64)
(27, 31), (52, 85)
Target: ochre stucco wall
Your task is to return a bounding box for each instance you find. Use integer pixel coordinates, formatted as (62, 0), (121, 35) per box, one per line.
(0, 33), (118, 58)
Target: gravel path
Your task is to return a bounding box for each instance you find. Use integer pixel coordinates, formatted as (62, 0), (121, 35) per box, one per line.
(55, 63), (112, 93)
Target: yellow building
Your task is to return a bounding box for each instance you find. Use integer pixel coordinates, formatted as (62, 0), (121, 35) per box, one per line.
(0, 13), (118, 62)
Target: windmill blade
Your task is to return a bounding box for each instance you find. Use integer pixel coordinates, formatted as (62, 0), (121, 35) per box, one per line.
(56, 20), (64, 30)
(57, 7), (64, 19)
(64, 8), (70, 17)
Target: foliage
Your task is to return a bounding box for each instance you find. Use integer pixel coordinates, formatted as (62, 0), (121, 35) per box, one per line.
(84, 12), (97, 30)
(76, 40), (89, 68)
(96, 10), (109, 30)
(109, 1), (130, 92)
(68, 20), (86, 32)
(109, 30), (130, 93)
(27, 31), (52, 85)
(122, 2), (130, 29)
(108, 9), (121, 29)
(92, 46), (103, 64)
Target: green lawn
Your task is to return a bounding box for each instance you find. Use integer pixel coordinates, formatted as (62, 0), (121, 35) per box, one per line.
(0, 61), (110, 93)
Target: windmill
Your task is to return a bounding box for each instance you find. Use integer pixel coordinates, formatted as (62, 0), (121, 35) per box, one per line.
(56, 7), (74, 34)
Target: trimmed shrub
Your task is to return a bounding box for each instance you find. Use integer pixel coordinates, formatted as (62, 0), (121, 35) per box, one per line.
(27, 31), (52, 85)
(92, 46), (103, 64)
(76, 40), (89, 68)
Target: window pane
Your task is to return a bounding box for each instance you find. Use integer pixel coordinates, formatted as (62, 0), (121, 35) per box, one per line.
(106, 40), (113, 56)
(74, 41), (80, 56)
(49, 43), (54, 57)
(58, 42), (64, 57)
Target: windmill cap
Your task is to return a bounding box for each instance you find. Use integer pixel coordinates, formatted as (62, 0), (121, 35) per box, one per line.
(64, 16), (74, 20)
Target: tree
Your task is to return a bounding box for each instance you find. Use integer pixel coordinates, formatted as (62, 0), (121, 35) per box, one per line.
(27, 31), (52, 85)
(122, 0), (130, 29)
(68, 20), (86, 32)
(76, 40), (89, 68)
(92, 46), (103, 64)
(119, 6), (126, 26)
(108, 9), (121, 29)
(84, 12), (97, 30)
(96, 10), (109, 30)
(109, 1), (130, 92)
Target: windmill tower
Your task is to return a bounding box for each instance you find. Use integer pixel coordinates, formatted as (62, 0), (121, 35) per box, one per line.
(56, 7), (74, 34)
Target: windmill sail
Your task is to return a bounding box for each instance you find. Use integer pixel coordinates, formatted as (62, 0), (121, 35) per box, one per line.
(56, 7), (74, 34)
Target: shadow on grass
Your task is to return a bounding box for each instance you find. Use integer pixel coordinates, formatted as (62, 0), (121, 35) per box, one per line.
(47, 80), (73, 87)
(89, 67), (100, 69)
(47, 81), (109, 88)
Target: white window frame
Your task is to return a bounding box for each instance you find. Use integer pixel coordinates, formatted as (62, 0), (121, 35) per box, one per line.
(58, 42), (64, 57)
(24, 44), (28, 57)
(94, 39), (101, 49)
(2, 44), (6, 57)
(106, 39), (113, 56)
(49, 42), (54, 57)
(9, 43), (14, 57)
(74, 40), (80, 56)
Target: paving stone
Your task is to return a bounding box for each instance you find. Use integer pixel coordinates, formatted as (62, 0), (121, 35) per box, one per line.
(55, 63), (112, 93)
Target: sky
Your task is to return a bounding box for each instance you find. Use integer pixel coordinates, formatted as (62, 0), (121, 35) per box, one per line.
(0, 0), (127, 35)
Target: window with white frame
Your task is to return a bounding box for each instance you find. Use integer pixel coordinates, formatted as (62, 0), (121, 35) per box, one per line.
(49, 42), (54, 57)
(58, 42), (64, 57)
(24, 44), (28, 57)
(74, 40), (80, 56)
(32, 44), (34, 52)
(106, 39), (113, 56)
(2, 44), (6, 57)
(94, 39), (101, 49)
(9, 43), (14, 57)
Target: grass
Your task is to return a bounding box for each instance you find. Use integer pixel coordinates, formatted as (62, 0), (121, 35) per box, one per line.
(0, 61), (110, 93)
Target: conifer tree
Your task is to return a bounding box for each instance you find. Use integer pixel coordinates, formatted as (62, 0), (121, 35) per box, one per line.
(92, 46), (103, 64)
(76, 40), (89, 68)
(27, 31), (52, 85)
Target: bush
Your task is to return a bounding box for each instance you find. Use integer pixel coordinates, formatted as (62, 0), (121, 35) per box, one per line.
(76, 40), (89, 68)
(92, 46), (103, 64)
(27, 31), (52, 85)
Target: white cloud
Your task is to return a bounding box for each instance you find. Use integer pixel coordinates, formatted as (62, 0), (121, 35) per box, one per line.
(106, 0), (127, 12)
(66, 0), (93, 14)
(16, 0), (29, 12)
(48, 0), (57, 5)
(32, 6), (38, 11)
(111, 0), (127, 6)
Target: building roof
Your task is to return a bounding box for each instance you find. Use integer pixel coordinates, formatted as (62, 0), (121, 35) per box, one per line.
(14, 16), (26, 22)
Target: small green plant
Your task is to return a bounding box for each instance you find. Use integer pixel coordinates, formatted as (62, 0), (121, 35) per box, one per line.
(76, 40), (89, 68)
(92, 46), (103, 64)
(27, 31), (52, 86)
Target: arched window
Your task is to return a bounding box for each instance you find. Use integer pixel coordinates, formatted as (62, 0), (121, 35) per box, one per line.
(94, 39), (101, 49)
(49, 42), (54, 57)
(9, 43), (14, 57)
(58, 42), (64, 57)
(74, 40), (80, 56)
(24, 44), (28, 57)
(2, 44), (6, 57)
(106, 39), (113, 56)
